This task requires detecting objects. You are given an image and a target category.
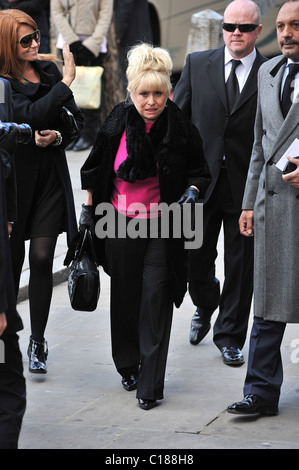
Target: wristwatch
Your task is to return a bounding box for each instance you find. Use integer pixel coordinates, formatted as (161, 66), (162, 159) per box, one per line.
(51, 130), (63, 147)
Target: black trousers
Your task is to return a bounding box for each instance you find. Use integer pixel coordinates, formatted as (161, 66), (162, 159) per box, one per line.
(244, 316), (286, 405)
(0, 333), (26, 449)
(105, 215), (173, 401)
(188, 168), (254, 350)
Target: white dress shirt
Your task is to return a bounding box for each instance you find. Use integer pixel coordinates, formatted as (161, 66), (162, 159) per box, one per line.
(224, 47), (257, 92)
(280, 59), (299, 101)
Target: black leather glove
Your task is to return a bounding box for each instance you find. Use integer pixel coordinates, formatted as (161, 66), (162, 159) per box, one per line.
(81, 45), (96, 59)
(177, 186), (199, 205)
(69, 41), (83, 54)
(70, 41), (96, 65)
(178, 187), (200, 233)
(0, 123), (19, 156)
(79, 204), (94, 233)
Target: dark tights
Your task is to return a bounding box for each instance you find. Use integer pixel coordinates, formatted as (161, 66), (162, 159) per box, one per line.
(12, 236), (57, 342)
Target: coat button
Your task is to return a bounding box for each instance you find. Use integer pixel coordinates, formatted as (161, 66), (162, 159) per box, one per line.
(296, 194), (299, 199)
(268, 190), (275, 196)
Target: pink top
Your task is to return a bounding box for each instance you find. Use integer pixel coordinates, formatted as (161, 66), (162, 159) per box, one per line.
(111, 122), (160, 218)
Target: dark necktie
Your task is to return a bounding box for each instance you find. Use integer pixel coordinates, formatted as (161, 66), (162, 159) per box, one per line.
(226, 59), (241, 114)
(281, 63), (299, 118)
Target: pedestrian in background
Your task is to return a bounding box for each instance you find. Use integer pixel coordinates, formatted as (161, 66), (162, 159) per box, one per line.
(174, 0), (267, 366)
(114, 0), (153, 94)
(51, 0), (113, 151)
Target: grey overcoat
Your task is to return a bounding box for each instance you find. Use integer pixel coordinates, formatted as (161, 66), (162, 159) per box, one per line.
(243, 55), (299, 323)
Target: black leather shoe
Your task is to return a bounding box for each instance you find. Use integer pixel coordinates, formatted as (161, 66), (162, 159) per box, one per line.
(121, 375), (138, 391)
(73, 137), (93, 151)
(221, 346), (244, 366)
(189, 308), (211, 345)
(138, 398), (157, 410)
(227, 394), (278, 416)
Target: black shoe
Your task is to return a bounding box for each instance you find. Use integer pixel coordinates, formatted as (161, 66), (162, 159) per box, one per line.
(72, 137), (93, 151)
(138, 398), (157, 410)
(221, 346), (244, 366)
(227, 394), (278, 416)
(27, 337), (48, 374)
(189, 308), (211, 345)
(121, 375), (138, 391)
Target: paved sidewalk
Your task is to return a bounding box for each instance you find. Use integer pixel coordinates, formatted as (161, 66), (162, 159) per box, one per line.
(16, 149), (299, 450)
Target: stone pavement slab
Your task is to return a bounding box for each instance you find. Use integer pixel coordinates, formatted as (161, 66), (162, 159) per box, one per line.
(16, 272), (299, 450)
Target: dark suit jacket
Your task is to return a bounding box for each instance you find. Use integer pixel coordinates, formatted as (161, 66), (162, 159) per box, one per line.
(0, 78), (23, 335)
(173, 46), (267, 211)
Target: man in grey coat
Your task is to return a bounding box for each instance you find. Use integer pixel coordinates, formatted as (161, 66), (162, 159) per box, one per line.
(228, 0), (299, 416)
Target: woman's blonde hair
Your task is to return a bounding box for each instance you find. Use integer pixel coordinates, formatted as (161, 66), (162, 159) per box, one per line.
(0, 9), (57, 82)
(126, 43), (173, 97)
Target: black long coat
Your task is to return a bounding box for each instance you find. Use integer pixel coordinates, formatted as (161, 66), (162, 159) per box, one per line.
(4, 60), (84, 245)
(81, 100), (211, 307)
(0, 78), (23, 334)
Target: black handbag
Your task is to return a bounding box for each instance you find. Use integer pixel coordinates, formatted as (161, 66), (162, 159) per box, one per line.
(67, 228), (100, 311)
(60, 106), (80, 141)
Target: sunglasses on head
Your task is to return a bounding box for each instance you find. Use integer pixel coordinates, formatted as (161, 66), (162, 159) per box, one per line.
(222, 23), (259, 33)
(17, 29), (41, 48)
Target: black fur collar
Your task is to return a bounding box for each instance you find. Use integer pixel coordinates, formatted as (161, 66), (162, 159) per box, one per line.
(115, 103), (168, 183)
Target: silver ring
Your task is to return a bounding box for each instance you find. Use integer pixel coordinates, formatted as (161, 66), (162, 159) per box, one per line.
(38, 142), (43, 147)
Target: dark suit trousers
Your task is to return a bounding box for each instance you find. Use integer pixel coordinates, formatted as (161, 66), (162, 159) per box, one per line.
(188, 167), (254, 349)
(0, 333), (26, 449)
(105, 215), (173, 401)
(244, 316), (286, 405)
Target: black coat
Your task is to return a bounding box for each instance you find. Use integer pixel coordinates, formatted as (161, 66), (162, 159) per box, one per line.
(4, 60), (84, 246)
(114, 0), (152, 47)
(174, 46), (267, 211)
(0, 79), (23, 335)
(81, 100), (211, 307)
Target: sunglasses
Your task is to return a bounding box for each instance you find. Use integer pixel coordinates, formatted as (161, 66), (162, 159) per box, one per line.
(222, 23), (259, 33)
(17, 30), (41, 48)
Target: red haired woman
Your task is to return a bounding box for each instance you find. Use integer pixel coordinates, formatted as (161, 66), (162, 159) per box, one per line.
(0, 9), (83, 374)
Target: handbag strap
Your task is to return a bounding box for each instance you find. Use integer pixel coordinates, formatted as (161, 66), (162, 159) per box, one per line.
(78, 228), (99, 266)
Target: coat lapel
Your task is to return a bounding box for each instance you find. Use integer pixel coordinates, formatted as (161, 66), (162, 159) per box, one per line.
(233, 50), (266, 113)
(208, 48), (266, 115)
(207, 47), (228, 112)
(267, 56), (299, 159)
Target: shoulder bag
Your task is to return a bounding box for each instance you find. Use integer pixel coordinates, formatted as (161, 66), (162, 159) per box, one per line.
(70, 66), (104, 109)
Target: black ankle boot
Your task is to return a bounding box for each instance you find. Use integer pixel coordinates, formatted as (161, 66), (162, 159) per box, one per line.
(27, 337), (48, 374)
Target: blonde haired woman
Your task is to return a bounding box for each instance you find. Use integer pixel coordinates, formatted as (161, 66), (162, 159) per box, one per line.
(81, 43), (211, 410)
